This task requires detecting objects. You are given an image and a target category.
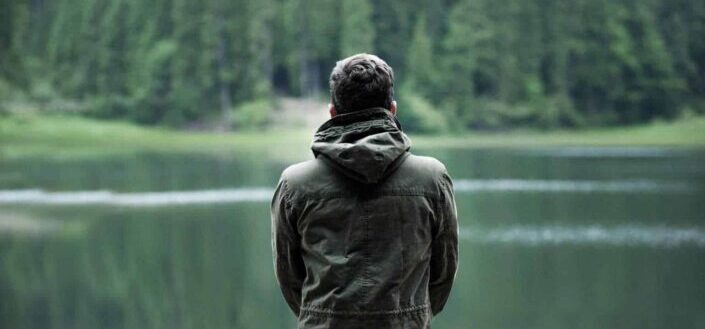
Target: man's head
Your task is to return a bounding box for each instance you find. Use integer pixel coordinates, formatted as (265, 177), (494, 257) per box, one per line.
(328, 53), (396, 117)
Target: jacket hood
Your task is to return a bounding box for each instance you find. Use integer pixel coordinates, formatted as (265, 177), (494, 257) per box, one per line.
(311, 107), (411, 184)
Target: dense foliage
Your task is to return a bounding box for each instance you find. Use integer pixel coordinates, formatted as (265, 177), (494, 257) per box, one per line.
(1, 0), (704, 130)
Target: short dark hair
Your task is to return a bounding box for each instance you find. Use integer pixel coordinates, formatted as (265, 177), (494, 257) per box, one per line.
(329, 53), (394, 114)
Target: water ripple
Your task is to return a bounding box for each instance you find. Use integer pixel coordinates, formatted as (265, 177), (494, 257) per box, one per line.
(0, 178), (695, 206)
(0, 188), (273, 206)
(453, 179), (694, 193)
(523, 147), (685, 158)
(460, 225), (705, 248)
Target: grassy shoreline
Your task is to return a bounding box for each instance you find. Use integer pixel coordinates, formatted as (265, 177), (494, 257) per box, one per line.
(2, 113), (704, 158)
(413, 117), (705, 149)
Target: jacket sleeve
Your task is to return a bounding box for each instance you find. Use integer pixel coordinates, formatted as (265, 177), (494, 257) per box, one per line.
(271, 177), (306, 316)
(429, 171), (459, 316)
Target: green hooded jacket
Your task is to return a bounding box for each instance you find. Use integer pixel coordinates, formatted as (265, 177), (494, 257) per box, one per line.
(271, 107), (458, 329)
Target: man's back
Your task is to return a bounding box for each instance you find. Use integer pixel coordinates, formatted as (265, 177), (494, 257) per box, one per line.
(272, 107), (458, 328)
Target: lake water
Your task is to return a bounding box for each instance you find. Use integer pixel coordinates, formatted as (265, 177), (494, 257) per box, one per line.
(1, 146), (704, 329)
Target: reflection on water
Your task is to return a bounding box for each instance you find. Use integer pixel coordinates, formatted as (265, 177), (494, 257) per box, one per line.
(0, 204), (292, 329)
(1, 147), (704, 329)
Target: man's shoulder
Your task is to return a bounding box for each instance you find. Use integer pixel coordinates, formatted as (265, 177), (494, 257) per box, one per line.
(403, 154), (448, 173)
(397, 154), (449, 180)
(280, 159), (327, 182)
(385, 153), (452, 195)
(279, 158), (354, 198)
(279, 159), (342, 192)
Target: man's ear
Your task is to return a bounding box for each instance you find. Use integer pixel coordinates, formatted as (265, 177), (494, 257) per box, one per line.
(328, 104), (337, 118)
(390, 100), (397, 115)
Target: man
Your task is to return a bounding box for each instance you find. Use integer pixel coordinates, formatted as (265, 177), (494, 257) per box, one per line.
(271, 53), (458, 329)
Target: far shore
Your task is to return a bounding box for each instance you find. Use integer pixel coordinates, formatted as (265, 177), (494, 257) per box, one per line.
(1, 113), (704, 159)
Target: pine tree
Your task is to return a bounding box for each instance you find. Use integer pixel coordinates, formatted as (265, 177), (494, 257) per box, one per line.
(0, 0), (29, 89)
(339, 0), (375, 57)
(4, 0), (703, 127)
(405, 15), (436, 100)
(441, 0), (476, 126)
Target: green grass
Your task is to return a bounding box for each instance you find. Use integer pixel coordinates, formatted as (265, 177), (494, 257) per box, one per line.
(0, 114), (313, 159)
(1, 113), (704, 159)
(413, 116), (705, 148)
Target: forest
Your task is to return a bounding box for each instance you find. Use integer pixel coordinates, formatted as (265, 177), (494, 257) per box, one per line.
(1, 0), (704, 131)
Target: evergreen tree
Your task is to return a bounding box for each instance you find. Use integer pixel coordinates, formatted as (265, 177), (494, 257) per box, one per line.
(339, 0), (375, 57)
(371, 0), (414, 77)
(2, 0), (704, 127)
(0, 0), (29, 90)
(441, 0), (477, 126)
(405, 15), (436, 100)
(278, 0), (337, 97)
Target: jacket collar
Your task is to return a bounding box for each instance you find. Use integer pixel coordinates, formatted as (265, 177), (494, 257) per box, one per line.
(314, 107), (404, 134)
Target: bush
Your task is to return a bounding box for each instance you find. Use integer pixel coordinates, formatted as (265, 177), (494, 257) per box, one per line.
(462, 98), (522, 130)
(229, 99), (272, 130)
(532, 95), (584, 129)
(397, 91), (448, 133)
(0, 79), (13, 115)
(460, 95), (584, 130)
(91, 95), (136, 119)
